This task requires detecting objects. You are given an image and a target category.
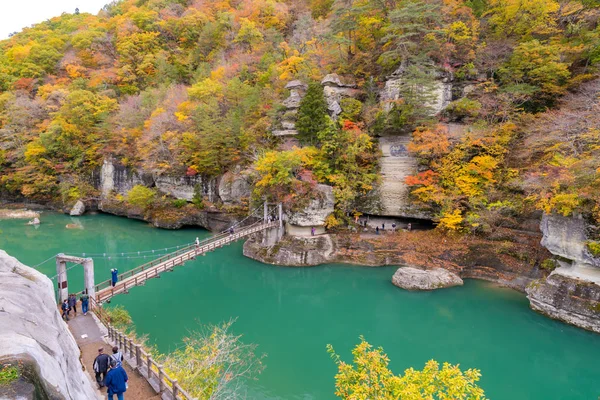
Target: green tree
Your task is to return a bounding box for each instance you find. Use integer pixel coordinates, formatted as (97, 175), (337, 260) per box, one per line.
(296, 82), (329, 145)
(328, 337), (487, 400)
(126, 185), (156, 208)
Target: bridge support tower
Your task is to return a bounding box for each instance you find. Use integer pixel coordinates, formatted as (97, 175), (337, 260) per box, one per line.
(55, 254), (95, 303)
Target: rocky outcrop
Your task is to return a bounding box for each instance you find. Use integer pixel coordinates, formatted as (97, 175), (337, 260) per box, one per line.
(69, 200), (86, 216)
(368, 136), (432, 219)
(392, 266), (463, 290)
(218, 169), (252, 205)
(272, 80), (307, 137)
(527, 272), (600, 333)
(526, 213), (600, 332)
(321, 73), (360, 118)
(540, 213), (600, 268)
(154, 175), (204, 202)
(286, 184), (334, 235)
(243, 233), (336, 266)
(381, 68), (452, 114)
(0, 250), (97, 399)
(100, 159), (149, 197)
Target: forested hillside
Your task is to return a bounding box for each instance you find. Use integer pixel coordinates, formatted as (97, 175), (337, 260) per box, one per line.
(0, 0), (599, 230)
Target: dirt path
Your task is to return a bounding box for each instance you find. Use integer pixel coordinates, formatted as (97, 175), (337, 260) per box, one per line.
(66, 312), (160, 400)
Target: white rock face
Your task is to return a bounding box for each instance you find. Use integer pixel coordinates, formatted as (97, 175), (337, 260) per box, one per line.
(100, 159), (115, 196)
(382, 71), (452, 114)
(392, 267), (463, 290)
(69, 200), (86, 216)
(376, 136), (431, 219)
(0, 250), (98, 399)
(541, 213), (600, 268)
(321, 76), (360, 118)
(286, 184), (334, 227)
(154, 175), (202, 201)
(218, 170), (252, 205)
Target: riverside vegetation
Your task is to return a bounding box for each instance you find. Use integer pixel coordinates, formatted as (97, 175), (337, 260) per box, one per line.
(1, 0), (600, 398)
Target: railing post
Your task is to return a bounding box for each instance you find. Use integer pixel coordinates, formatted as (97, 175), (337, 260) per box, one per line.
(135, 344), (142, 369)
(118, 332), (123, 352)
(172, 380), (179, 399)
(147, 355), (152, 379)
(158, 365), (166, 393)
(128, 338), (134, 358)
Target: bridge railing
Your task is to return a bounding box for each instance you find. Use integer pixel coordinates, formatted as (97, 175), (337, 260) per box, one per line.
(90, 298), (195, 400)
(95, 221), (279, 303)
(94, 221), (267, 293)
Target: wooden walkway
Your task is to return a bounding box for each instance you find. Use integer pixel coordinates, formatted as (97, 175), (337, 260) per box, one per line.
(95, 221), (278, 303)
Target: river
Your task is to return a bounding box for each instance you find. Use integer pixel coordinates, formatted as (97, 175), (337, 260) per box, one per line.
(1, 212), (599, 399)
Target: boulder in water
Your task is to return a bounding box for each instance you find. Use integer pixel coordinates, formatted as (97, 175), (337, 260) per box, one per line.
(392, 266), (463, 291)
(69, 200), (86, 216)
(27, 217), (40, 225)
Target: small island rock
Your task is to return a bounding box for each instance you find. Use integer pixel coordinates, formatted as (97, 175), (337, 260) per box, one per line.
(69, 200), (86, 216)
(392, 267), (463, 291)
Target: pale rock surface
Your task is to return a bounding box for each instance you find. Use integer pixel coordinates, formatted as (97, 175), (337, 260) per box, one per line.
(0, 250), (98, 399)
(69, 200), (86, 216)
(154, 175), (202, 202)
(218, 170), (252, 205)
(382, 70), (452, 114)
(374, 136), (431, 219)
(540, 213), (600, 268)
(392, 267), (464, 290)
(286, 184), (334, 227)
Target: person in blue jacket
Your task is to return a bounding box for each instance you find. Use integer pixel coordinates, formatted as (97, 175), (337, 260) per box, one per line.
(111, 268), (119, 287)
(105, 359), (128, 400)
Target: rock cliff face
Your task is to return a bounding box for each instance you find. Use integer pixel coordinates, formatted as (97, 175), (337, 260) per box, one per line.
(526, 213), (600, 333)
(244, 233), (336, 266)
(368, 136), (431, 218)
(540, 213), (600, 268)
(527, 273), (600, 333)
(381, 68), (453, 115)
(286, 184), (334, 236)
(0, 250), (97, 400)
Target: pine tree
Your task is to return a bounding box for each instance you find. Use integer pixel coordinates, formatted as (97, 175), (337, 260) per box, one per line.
(296, 82), (330, 145)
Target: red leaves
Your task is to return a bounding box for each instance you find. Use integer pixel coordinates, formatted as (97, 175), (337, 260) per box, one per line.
(405, 170), (437, 186)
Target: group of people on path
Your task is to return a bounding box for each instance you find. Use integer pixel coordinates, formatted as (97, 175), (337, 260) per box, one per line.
(371, 222), (411, 235)
(93, 346), (128, 400)
(61, 291), (89, 321)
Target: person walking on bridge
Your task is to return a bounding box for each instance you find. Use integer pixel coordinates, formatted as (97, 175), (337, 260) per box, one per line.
(105, 358), (128, 400)
(93, 347), (110, 388)
(195, 237), (200, 248)
(111, 269), (119, 287)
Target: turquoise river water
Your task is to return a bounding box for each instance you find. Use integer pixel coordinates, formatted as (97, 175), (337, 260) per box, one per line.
(1, 212), (599, 399)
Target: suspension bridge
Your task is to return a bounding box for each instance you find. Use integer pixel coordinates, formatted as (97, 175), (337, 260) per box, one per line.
(51, 203), (284, 305)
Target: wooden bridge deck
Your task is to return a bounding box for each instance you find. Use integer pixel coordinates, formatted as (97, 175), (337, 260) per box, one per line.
(95, 221), (278, 303)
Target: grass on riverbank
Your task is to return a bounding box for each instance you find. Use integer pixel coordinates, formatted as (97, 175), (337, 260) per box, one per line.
(0, 365), (19, 386)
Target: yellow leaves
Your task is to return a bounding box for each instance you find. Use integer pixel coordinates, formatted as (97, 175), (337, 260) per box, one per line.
(24, 141), (47, 164)
(329, 338), (486, 400)
(188, 78), (223, 101)
(65, 64), (87, 79)
(438, 209), (464, 231)
(538, 192), (580, 216)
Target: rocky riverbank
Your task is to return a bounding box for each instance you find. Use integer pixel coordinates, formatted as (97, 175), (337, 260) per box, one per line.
(244, 227), (550, 292)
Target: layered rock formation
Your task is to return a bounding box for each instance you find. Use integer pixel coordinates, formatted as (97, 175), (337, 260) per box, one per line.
(381, 67), (453, 115)
(69, 200), (85, 216)
(321, 73), (360, 118)
(285, 184), (334, 236)
(0, 250), (98, 399)
(367, 136), (431, 218)
(272, 80), (306, 138)
(526, 213), (600, 332)
(392, 266), (463, 290)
